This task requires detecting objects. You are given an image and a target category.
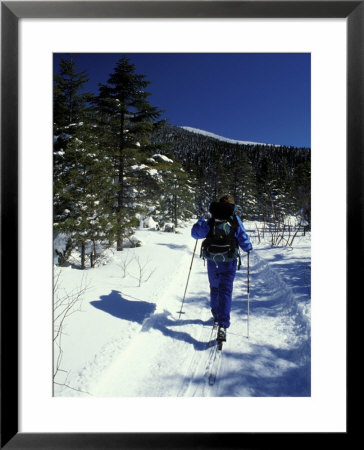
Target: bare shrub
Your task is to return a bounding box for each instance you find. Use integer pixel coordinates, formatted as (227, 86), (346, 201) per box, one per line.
(53, 268), (91, 394)
(117, 249), (135, 278)
(128, 255), (156, 287)
(253, 220), (303, 248)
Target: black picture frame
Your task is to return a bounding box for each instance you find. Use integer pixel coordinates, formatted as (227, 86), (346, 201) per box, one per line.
(1, 1), (357, 448)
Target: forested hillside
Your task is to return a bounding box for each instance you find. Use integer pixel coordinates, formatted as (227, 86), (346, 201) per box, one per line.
(150, 123), (311, 225)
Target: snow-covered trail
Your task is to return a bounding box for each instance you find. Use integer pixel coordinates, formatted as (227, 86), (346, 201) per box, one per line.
(55, 222), (310, 397)
(177, 249), (310, 397)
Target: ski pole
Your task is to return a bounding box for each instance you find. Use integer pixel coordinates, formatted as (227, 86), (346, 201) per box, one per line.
(247, 250), (250, 338)
(178, 239), (198, 319)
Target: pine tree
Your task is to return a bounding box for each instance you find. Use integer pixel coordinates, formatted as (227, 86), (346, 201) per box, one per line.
(54, 122), (116, 269)
(255, 154), (297, 224)
(54, 57), (117, 268)
(149, 154), (195, 227)
(256, 156), (278, 222)
(54, 57), (92, 264)
(53, 56), (91, 133)
(292, 160), (311, 228)
(225, 149), (257, 220)
(93, 56), (163, 250)
(53, 56), (92, 210)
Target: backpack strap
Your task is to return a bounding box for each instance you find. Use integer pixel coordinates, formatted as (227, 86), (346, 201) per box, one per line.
(237, 248), (241, 270)
(206, 217), (215, 237)
(200, 218), (213, 260)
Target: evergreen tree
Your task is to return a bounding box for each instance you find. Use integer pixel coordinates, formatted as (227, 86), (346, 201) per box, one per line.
(54, 122), (116, 268)
(54, 57), (117, 268)
(255, 155), (296, 224)
(224, 149), (257, 220)
(255, 156), (277, 222)
(53, 56), (91, 134)
(53, 56), (92, 212)
(150, 154), (195, 227)
(94, 56), (163, 250)
(53, 57), (93, 264)
(292, 160), (311, 227)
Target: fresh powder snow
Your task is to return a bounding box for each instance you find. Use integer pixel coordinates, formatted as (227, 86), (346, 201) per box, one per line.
(54, 220), (310, 397)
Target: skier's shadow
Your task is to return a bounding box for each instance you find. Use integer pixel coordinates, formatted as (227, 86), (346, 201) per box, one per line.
(91, 291), (210, 351)
(90, 290), (156, 324)
(141, 310), (211, 351)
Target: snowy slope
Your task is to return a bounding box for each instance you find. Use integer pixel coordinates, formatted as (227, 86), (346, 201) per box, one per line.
(54, 220), (311, 397)
(180, 126), (276, 146)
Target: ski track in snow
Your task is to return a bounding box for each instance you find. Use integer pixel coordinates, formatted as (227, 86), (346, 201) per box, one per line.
(55, 223), (311, 397)
(176, 250), (310, 397)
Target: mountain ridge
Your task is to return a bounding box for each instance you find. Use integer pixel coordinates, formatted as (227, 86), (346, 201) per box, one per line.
(180, 126), (278, 147)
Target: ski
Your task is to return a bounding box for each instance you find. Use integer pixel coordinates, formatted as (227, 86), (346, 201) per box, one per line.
(208, 343), (223, 386)
(208, 326), (225, 386)
(207, 319), (218, 347)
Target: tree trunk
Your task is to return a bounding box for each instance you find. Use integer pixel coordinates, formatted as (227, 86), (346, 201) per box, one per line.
(81, 242), (85, 270)
(173, 185), (178, 228)
(116, 113), (125, 251)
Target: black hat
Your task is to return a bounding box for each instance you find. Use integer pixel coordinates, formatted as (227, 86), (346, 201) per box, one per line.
(209, 201), (235, 220)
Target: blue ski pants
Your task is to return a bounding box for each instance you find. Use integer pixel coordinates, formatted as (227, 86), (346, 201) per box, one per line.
(207, 259), (237, 328)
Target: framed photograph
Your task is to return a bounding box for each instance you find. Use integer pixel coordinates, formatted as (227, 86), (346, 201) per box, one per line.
(2, 1), (357, 448)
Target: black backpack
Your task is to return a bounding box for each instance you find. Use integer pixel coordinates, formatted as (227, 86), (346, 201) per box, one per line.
(200, 216), (240, 266)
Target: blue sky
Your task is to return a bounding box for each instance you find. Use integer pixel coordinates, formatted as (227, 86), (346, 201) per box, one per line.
(54, 53), (311, 148)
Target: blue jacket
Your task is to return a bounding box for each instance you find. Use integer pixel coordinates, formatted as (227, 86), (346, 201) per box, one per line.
(191, 215), (253, 252)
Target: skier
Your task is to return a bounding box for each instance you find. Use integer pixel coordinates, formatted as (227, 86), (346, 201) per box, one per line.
(191, 195), (252, 344)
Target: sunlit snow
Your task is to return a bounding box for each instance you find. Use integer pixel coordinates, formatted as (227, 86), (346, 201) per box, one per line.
(54, 220), (310, 398)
